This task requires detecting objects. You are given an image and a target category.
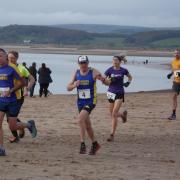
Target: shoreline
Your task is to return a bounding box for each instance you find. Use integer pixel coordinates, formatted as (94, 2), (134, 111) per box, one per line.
(1, 45), (174, 57)
(2, 45), (172, 73)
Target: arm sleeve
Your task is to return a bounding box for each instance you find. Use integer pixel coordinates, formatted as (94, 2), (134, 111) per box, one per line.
(124, 69), (129, 76)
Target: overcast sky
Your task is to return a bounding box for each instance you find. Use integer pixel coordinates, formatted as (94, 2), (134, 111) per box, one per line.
(0, 0), (180, 27)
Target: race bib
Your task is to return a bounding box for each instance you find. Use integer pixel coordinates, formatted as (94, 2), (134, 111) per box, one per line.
(174, 70), (180, 78)
(78, 89), (91, 99)
(107, 91), (116, 100)
(0, 87), (10, 97)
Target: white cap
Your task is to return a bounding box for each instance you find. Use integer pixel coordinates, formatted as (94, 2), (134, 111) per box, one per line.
(78, 56), (89, 64)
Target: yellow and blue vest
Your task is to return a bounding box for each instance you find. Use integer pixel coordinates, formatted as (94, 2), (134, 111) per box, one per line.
(0, 63), (22, 102)
(76, 68), (97, 107)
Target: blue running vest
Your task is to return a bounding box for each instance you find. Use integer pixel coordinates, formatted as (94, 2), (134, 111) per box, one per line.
(75, 68), (97, 107)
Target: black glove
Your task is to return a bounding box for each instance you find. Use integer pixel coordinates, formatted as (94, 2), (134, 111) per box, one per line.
(110, 76), (118, 83)
(123, 81), (131, 87)
(167, 72), (173, 79)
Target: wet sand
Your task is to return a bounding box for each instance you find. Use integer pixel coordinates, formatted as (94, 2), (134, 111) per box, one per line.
(0, 92), (180, 180)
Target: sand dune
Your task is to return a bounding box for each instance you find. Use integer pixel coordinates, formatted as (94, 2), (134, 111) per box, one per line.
(0, 92), (180, 180)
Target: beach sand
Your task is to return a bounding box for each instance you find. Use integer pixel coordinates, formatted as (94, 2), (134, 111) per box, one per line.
(0, 92), (180, 180)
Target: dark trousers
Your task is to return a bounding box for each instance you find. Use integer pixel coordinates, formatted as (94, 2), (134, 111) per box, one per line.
(30, 83), (36, 97)
(39, 83), (49, 97)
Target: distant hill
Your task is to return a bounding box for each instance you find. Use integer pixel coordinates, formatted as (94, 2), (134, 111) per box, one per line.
(0, 25), (93, 44)
(125, 30), (180, 48)
(54, 24), (180, 35)
(54, 24), (154, 34)
(0, 24), (180, 49)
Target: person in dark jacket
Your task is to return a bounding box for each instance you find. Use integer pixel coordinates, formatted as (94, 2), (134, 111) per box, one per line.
(38, 63), (52, 97)
(29, 62), (37, 97)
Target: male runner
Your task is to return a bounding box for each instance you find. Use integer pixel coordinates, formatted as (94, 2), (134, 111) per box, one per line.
(0, 49), (36, 156)
(167, 49), (180, 120)
(67, 56), (105, 155)
(8, 51), (36, 142)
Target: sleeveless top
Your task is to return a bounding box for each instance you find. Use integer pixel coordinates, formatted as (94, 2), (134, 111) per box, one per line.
(75, 68), (97, 107)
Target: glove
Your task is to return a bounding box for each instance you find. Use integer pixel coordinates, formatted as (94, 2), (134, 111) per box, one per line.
(110, 77), (117, 83)
(110, 75), (119, 83)
(123, 81), (131, 87)
(167, 72), (173, 79)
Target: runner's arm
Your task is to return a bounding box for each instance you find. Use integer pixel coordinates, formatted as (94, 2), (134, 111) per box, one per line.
(10, 77), (25, 94)
(27, 74), (35, 91)
(167, 71), (173, 79)
(67, 71), (80, 91)
(123, 73), (133, 87)
(20, 66), (35, 94)
(127, 73), (133, 82)
(8, 65), (26, 94)
(93, 68), (110, 85)
(103, 75), (111, 86)
(167, 64), (174, 79)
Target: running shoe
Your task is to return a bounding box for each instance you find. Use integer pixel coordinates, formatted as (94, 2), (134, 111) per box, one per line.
(0, 147), (6, 156)
(28, 120), (37, 138)
(107, 134), (114, 142)
(9, 136), (19, 143)
(122, 110), (128, 123)
(79, 142), (86, 154)
(89, 141), (101, 155)
(168, 114), (176, 120)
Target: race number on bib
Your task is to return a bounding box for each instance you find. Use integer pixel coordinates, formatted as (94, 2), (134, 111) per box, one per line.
(78, 89), (91, 99)
(174, 70), (180, 78)
(0, 87), (10, 97)
(107, 92), (116, 100)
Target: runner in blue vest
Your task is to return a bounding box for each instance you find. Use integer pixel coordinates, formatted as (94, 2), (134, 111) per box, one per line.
(0, 49), (36, 156)
(67, 56), (106, 155)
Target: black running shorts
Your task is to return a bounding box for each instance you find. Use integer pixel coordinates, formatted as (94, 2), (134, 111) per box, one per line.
(108, 93), (125, 103)
(78, 104), (96, 114)
(172, 82), (180, 95)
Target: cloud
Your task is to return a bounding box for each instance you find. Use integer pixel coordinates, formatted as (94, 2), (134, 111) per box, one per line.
(0, 11), (180, 27)
(0, 0), (180, 27)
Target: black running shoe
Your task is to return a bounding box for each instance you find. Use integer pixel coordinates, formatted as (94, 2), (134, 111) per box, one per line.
(107, 134), (114, 142)
(79, 142), (86, 154)
(168, 114), (176, 120)
(89, 141), (101, 155)
(0, 147), (6, 156)
(28, 120), (37, 138)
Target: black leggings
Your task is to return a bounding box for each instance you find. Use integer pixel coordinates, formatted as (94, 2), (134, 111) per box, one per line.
(39, 83), (49, 97)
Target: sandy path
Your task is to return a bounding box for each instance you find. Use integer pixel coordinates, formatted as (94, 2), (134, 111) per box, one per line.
(0, 92), (180, 180)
